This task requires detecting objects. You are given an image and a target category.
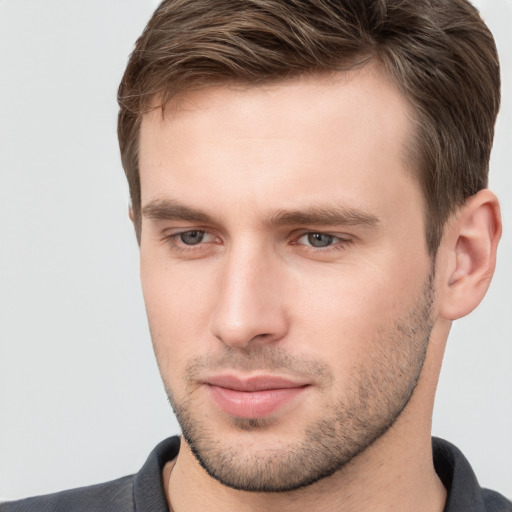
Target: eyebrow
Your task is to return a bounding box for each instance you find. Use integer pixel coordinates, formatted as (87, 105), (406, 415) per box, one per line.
(266, 206), (379, 228)
(142, 198), (380, 228)
(142, 199), (214, 223)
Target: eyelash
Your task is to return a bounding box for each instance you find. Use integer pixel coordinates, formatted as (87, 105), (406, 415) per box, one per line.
(292, 232), (351, 252)
(162, 229), (353, 255)
(163, 230), (219, 253)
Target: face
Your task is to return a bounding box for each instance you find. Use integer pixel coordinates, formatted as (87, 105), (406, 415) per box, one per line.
(138, 65), (435, 492)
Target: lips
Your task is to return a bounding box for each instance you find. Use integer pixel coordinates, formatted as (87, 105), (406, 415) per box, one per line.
(205, 374), (309, 419)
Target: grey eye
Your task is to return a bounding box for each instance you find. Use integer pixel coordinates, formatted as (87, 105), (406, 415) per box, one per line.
(179, 230), (205, 245)
(306, 233), (336, 248)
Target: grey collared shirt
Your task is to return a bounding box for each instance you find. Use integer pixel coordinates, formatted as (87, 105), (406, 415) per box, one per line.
(1, 437), (510, 511)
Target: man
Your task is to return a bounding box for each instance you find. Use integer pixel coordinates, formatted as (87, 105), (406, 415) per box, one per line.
(2, 0), (510, 511)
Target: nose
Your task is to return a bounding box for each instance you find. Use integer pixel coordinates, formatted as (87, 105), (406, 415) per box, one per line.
(209, 243), (289, 349)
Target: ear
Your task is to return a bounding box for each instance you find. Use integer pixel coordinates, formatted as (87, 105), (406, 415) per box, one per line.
(437, 189), (501, 320)
(128, 205), (134, 223)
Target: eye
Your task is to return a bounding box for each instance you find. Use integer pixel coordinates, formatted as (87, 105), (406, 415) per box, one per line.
(297, 232), (340, 248)
(162, 229), (221, 257)
(165, 229), (220, 250)
(178, 230), (208, 245)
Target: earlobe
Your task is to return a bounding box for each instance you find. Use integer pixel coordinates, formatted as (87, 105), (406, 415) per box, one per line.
(438, 189), (501, 321)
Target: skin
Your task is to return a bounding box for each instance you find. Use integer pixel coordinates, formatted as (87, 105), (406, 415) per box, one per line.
(137, 63), (501, 512)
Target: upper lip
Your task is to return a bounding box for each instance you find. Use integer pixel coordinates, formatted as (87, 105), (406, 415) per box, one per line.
(205, 374), (309, 392)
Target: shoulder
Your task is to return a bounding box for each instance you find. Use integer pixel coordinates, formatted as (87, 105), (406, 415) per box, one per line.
(432, 437), (512, 512)
(481, 489), (512, 512)
(0, 475), (135, 512)
(0, 437), (180, 512)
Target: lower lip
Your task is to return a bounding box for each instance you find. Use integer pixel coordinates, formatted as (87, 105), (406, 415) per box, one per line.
(207, 385), (307, 419)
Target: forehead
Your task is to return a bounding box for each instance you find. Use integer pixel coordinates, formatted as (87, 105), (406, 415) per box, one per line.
(138, 63), (418, 219)
(142, 63), (413, 144)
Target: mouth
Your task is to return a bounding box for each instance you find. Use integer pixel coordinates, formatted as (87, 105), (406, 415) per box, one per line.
(204, 374), (310, 419)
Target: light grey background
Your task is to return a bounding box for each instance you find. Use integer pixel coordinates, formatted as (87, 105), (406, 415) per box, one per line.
(0, 0), (510, 501)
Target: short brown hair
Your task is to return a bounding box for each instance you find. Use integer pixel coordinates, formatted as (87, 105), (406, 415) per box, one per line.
(118, 0), (500, 254)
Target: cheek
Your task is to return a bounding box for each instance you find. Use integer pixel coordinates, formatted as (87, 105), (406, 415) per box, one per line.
(140, 256), (216, 376)
(288, 259), (428, 367)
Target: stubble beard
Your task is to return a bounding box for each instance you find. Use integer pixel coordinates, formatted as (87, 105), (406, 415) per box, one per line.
(163, 273), (435, 493)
